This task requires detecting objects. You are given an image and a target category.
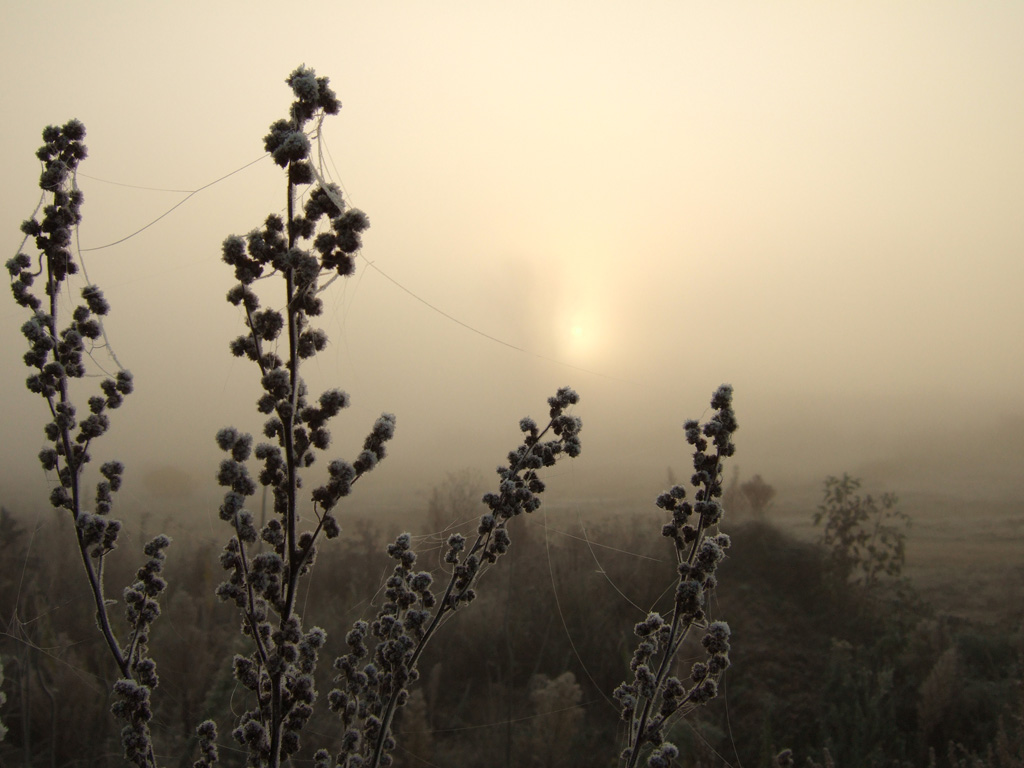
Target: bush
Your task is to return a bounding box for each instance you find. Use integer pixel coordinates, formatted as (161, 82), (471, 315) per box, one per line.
(813, 473), (910, 590)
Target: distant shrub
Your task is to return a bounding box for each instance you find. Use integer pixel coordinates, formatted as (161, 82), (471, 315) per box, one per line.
(526, 671), (584, 767)
(739, 474), (775, 520)
(813, 473), (910, 590)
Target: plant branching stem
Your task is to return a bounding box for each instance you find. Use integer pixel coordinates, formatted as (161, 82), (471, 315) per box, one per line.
(45, 262), (130, 680)
(623, 455), (720, 768)
(370, 422), (558, 768)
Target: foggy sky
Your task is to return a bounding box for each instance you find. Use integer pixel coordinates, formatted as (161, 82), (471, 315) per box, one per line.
(2, 3), (1022, 530)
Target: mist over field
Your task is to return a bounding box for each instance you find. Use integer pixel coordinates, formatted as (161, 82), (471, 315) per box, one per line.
(2, 3), (1022, 536)
(1, 4), (1023, 765)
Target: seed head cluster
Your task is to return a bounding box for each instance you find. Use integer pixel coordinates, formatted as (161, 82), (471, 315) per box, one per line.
(325, 387), (582, 767)
(213, 66), (396, 767)
(615, 385), (737, 768)
(8, 120), (167, 768)
(7, 67), (739, 768)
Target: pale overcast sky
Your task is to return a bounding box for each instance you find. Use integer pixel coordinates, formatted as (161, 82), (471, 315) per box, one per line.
(2, 3), (1022, 526)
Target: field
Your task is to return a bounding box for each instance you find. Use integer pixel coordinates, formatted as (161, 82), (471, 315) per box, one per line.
(763, 485), (1024, 624)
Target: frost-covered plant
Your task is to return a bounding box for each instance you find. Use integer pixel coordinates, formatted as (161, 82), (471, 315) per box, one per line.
(7, 68), (738, 768)
(615, 384), (737, 768)
(212, 66), (390, 768)
(6, 121), (168, 768)
(813, 473), (909, 589)
(212, 72), (584, 767)
(324, 388), (582, 768)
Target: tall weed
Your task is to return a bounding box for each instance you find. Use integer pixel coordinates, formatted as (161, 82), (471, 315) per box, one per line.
(5, 67), (734, 768)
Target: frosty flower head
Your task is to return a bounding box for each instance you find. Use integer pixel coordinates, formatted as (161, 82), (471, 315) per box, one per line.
(353, 413), (397, 475)
(194, 720), (219, 768)
(695, 499), (723, 527)
(251, 309), (284, 341)
(710, 384), (732, 411)
(409, 571), (433, 594)
(689, 677), (719, 704)
(646, 743), (679, 768)
(701, 621), (731, 656)
(634, 612), (665, 637)
(674, 579), (703, 616)
(262, 67), (342, 169)
(318, 388), (349, 416)
(264, 120), (311, 168)
(322, 513), (341, 539)
(620, 386), (738, 767)
(81, 285), (109, 316)
(35, 120), (88, 189)
(312, 459), (356, 511)
(318, 211), (368, 276)
(297, 327), (328, 358)
(547, 386), (580, 416)
(286, 65), (341, 120)
(261, 368), (291, 400)
(222, 236), (263, 285)
(707, 652), (730, 675)
(114, 370), (134, 395)
(216, 427), (241, 451)
(655, 492), (677, 511)
(705, 384), (737, 456)
(693, 538), (725, 578)
(305, 183), (345, 220)
(683, 419), (702, 447)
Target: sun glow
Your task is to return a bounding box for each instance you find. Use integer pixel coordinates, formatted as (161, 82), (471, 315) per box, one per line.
(543, 240), (615, 369)
(561, 311), (604, 365)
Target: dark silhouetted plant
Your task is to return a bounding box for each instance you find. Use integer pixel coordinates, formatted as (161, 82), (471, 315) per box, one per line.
(615, 385), (737, 768)
(5, 67), (738, 768)
(212, 68), (585, 768)
(212, 65), (390, 768)
(325, 387), (581, 768)
(7, 119), (169, 768)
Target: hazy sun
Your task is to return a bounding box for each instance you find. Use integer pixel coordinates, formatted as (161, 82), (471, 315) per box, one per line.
(561, 313), (603, 364)
(550, 265), (612, 368)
